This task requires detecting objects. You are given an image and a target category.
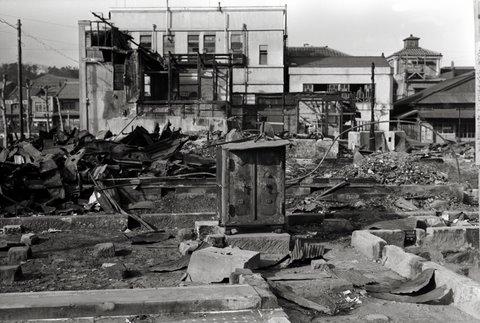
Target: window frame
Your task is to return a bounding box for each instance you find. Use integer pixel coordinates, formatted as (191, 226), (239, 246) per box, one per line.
(139, 34), (152, 50)
(259, 45), (268, 65)
(187, 34), (200, 54)
(230, 33), (243, 54)
(203, 34), (216, 54)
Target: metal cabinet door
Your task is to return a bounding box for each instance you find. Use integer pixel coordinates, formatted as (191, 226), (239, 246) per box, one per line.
(256, 147), (285, 225)
(226, 150), (255, 225)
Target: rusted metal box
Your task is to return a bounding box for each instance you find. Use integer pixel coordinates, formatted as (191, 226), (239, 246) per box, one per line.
(217, 139), (288, 230)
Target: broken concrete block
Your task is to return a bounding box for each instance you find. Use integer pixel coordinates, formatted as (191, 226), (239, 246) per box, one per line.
(205, 234), (225, 248)
(413, 215), (445, 227)
(229, 268), (254, 284)
(430, 199), (449, 210)
(351, 230), (386, 260)
(102, 262), (128, 280)
(3, 225), (22, 235)
(92, 243), (115, 258)
(179, 240), (201, 255)
(311, 259), (330, 270)
(0, 265), (22, 283)
(424, 226), (479, 252)
(369, 229), (405, 247)
(20, 233), (39, 246)
(187, 246), (260, 283)
(415, 228), (426, 246)
(382, 245), (424, 279)
(194, 221), (225, 240)
(176, 228), (195, 241)
(322, 218), (353, 233)
(225, 233), (291, 254)
(7, 246), (32, 264)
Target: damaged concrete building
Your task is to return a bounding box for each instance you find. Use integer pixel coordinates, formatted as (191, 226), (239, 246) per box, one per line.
(78, 5), (287, 135)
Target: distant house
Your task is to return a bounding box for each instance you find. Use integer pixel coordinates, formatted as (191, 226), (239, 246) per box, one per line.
(387, 35), (443, 101)
(287, 46), (393, 133)
(5, 74), (78, 135)
(392, 71), (474, 143)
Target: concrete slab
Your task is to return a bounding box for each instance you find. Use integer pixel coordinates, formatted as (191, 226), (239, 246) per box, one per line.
(187, 247), (260, 283)
(225, 233), (291, 254)
(369, 229), (405, 247)
(0, 285), (263, 321)
(351, 230), (386, 260)
(424, 226), (479, 252)
(382, 245), (424, 279)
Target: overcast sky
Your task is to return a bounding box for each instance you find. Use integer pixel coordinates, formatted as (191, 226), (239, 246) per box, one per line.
(0, 0), (475, 68)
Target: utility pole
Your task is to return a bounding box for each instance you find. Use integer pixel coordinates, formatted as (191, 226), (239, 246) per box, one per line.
(17, 19), (24, 139)
(369, 62), (376, 151)
(474, 0), (480, 248)
(43, 86), (50, 132)
(26, 79), (31, 138)
(1, 74), (8, 147)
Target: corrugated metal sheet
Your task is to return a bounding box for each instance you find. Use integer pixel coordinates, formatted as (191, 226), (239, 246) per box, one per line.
(420, 108), (474, 119)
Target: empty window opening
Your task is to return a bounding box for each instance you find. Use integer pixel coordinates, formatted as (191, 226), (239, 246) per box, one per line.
(230, 33), (243, 54)
(204, 34), (216, 54)
(188, 34), (199, 54)
(139, 34), (152, 50)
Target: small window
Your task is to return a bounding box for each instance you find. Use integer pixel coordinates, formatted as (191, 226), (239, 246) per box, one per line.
(144, 75), (151, 97)
(113, 64), (125, 90)
(204, 34), (216, 54)
(139, 34), (152, 50)
(259, 45), (268, 65)
(163, 35), (175, 55)
(230, 33), (243, 54)
(188, 34), (199, 54)
(34, 102), (44, 112)
(303, 84), (313, 92)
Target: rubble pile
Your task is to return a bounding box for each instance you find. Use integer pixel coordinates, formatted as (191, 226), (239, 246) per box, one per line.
(328, 152), (448, 185)
(0, 124), (215, 217)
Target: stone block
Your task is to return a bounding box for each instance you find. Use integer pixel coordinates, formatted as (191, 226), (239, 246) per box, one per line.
(92, 243), (115, 258)
(187, 247), (260, 283)
(195, 221), (225, 240)
(422, 260), (480, 320)
(424, 226), (479, 252)
(102, 262), (128, 280)
(415, 228), (426, 246)
(3, 225), (22, 235)
(205, 234), (225, 248)
(369, 229), (405, 247)
(0, 265), (22, 283)
(311, 259), (330, 270)
(20, 233), (39, 246)
(412, 215), (445, 227)
(382, 245), (424, 279)
(225, 233), (291, 254)
(7, 246), (31, 264)
(351, 230), (386, 260)
(179, 240), (201, 255)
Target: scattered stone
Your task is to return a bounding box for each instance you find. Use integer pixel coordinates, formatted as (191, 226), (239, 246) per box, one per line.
(179, 240), (201, 255)
(369, 229), (405, 247)
(322, 218), (353, 233)
(413, 216), (445, 227)
(311, 259), (330, 270)
(382, 245), (424, 279)
(20, 233), (39, 246)
(176, 228), (195, 241)
(430, 199), (449, 210)
(93, 243), (116, 258)
(194, 221), (225, 240)
(0, 265), (22, 283)
(351, 230), (386, 260)
(395, 197), (418, 211)
(187, 246), (260, 283)
(205, 234), (225, 248)
(441, 212), (459, 223)
(225, 233), (291, 254)
(452, 220), (471, 227)
(3, 225), (22, 235)
(102, 263), (128, 280)
(7, 246), (32, 264)
(424, 227), (479, 252)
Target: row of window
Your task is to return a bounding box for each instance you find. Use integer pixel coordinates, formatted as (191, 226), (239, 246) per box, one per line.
(139, 33), (268, 65)
(303, 83), (374, 102)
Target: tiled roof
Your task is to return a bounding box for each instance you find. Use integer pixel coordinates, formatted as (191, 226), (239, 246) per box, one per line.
(287, 46), (350, 58)
(56, 82), (79, 100)
(388, 47), (442, 58)
(289, 56), (391, 68)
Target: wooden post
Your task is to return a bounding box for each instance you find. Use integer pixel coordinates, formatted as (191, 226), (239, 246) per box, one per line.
(369, 62), (376, 151)
(25, 79), (31, 138)
(43, 86), (50, 132)
(56, 96), (64, 131)
(1, 74), (8, 147)
(475, 0), (480, 247)
(17, 19), (24, 139)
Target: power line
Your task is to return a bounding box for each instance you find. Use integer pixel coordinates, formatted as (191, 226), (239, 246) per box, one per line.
(0, 13), (77, 29)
